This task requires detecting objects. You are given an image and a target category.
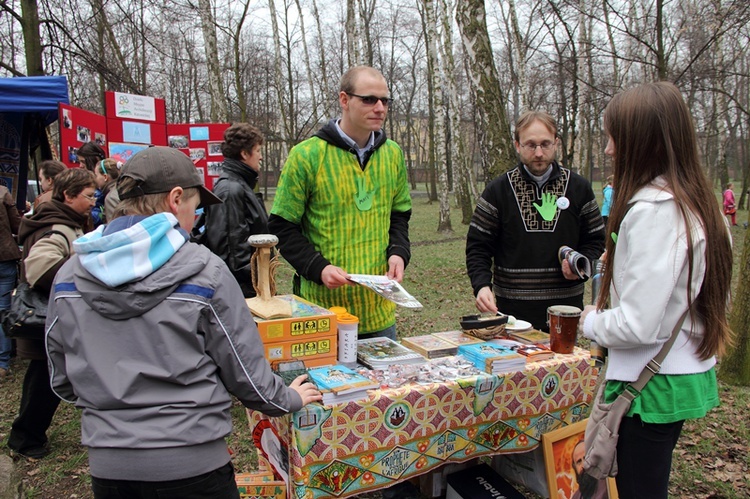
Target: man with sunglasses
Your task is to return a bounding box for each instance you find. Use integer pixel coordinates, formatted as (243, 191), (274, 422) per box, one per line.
(270, 66), (411, 341)
(466, 111), (605, 331)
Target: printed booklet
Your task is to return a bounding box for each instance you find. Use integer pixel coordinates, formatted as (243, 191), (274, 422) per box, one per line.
(356, 337), (426, 369)
(457, 343), (526, 374)
(432, 330), (486, 346)
(307, 364), (379, 405)
(401, 334), (458, 359)
(347, 274), (423, 309)
(488, 338), (555, 362)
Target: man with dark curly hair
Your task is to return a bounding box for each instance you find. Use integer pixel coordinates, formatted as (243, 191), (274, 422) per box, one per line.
(204, 123), (268, 297)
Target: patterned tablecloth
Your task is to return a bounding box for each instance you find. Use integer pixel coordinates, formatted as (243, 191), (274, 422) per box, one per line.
(247, 348), (597, 498)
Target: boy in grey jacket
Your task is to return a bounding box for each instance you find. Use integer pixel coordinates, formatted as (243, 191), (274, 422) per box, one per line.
(46, 147), (321, 498)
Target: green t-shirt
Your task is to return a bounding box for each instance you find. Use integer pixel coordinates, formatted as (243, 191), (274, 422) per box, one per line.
(271, 137), (411, 333)
(604, 367), (719, 423)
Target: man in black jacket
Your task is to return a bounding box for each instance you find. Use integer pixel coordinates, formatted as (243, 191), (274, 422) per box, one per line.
(466, 111), (605, 330)
(204, 123), (268, 297)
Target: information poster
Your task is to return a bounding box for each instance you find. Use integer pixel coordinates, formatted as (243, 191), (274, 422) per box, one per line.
(166, 123), (230, 188)
(105, 91), (167, 148)
(58, 103), (108, 168)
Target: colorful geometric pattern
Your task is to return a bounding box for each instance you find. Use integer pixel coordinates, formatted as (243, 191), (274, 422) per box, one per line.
(508, 166), (570, 232)
(247, 349), (596, 498)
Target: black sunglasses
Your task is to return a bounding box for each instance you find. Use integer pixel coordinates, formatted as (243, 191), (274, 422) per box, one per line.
(347, 93), (392, 106)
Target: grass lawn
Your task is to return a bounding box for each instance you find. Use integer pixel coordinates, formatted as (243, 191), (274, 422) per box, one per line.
(1, 191), (748, 497)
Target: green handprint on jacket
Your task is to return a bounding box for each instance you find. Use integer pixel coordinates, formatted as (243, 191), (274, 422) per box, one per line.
(533, 192), (558, 221)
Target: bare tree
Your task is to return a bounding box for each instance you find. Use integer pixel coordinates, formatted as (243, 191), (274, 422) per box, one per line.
(196, 0), (227, 121)
(421, 0), (451, 232)
(455, 0), (516, 180)
(440, 0), (473, 223)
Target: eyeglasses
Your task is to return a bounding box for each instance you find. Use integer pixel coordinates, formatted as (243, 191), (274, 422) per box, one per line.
(521, 141), (555, 152)
(81, 193), (96, 202)
(346, 93), (392, 107)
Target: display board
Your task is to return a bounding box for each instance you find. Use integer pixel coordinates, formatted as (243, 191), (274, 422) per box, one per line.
(105, 91), (168, 152)
(166, 123), (230, 189)
(58, 103), (108, 168)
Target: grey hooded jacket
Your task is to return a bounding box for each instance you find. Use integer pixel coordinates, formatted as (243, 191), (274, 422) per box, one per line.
(46, 216), (302, 481)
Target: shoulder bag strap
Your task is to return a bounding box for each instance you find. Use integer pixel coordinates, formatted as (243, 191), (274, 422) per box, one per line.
(40, 229), (71, 254)
(628, 307), (690, 394)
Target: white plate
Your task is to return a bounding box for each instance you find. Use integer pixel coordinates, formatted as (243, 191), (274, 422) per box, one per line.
(505, 320), (532, 331)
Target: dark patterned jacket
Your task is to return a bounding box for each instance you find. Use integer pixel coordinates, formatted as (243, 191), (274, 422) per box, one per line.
(465, 162), (605, 328)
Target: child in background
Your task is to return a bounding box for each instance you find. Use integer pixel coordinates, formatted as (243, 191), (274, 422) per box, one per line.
(91, 159), (122, 227)
(601, 175), (614, 228)
(723, 182), (736, 226)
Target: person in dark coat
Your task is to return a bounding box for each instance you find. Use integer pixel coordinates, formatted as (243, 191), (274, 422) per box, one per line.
(0, 182), (22, 379)
(204, 123), (268, 297)
(6, 169), (96, 459)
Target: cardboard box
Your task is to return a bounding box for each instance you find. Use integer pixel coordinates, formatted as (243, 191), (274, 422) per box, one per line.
(253, 295), (337, 343)
(262, 335), (337, 367)
(491, 447), (549, 498)
(235, 472), (286, 499)
(446, 463), (525, 499)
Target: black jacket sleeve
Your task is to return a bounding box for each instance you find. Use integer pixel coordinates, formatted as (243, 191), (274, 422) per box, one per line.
(387, 209), (411, 267)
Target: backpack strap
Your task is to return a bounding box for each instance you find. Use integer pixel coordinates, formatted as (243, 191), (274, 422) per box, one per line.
(40, 229), (71, 254)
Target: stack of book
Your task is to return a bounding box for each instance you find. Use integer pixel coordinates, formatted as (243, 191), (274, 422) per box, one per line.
(431, 330), (486, 347)
(457, 343), (526, 374)
(356, 337), (425, 369)
(507, 329), (551, 347)
(488, 338), (555, 362)
(400, 334), (458, 359)
(306, 364), (380, 405)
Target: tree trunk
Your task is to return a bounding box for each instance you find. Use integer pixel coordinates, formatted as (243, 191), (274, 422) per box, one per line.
(233, 0), (252, 121)
(423, 0), (451, 232)
(20, 0), (43, 76)
(720, 224), (750, 385)
(440, 0), (472, 224)
(346, 0), (361, 67)
(455, 0), (516, 180)
(197, 0), (227, 121)
(507, 0), (529, 109)
(268, 0), (290, 146)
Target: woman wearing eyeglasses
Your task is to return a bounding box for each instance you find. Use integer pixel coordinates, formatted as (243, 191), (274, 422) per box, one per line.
(7, 168), (97, 460)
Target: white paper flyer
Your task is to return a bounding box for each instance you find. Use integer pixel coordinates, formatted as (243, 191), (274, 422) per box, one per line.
(347, 274), (423, 309)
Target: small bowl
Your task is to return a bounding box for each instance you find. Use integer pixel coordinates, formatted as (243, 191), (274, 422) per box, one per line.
(459, 313), (510, 331)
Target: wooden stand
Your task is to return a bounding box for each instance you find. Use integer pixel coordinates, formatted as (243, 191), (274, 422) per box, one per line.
(245, 234), (292, 319)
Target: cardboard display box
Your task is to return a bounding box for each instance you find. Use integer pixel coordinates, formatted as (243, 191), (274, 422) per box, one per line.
(252, 295), (337, 343)
(262, 335), (337, 368)
(235, 472), (286, 499)
(253, 294), (338, 367)
(446, 463), (525, 499)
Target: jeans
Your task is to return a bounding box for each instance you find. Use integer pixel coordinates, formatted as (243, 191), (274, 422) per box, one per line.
(0, 260), (18, 370)
(615, 414), (684, 499)
(358, 324), (397, 341)
(91, 462), (240, 499)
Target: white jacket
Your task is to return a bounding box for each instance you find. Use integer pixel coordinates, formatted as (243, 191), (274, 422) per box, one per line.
(582, 177), (716, 381)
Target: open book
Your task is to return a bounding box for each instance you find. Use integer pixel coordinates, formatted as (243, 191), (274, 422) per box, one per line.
(347, 274), (423, 309)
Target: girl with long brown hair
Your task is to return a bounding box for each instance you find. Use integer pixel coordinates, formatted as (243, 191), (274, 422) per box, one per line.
(580, 81), (732, 498)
